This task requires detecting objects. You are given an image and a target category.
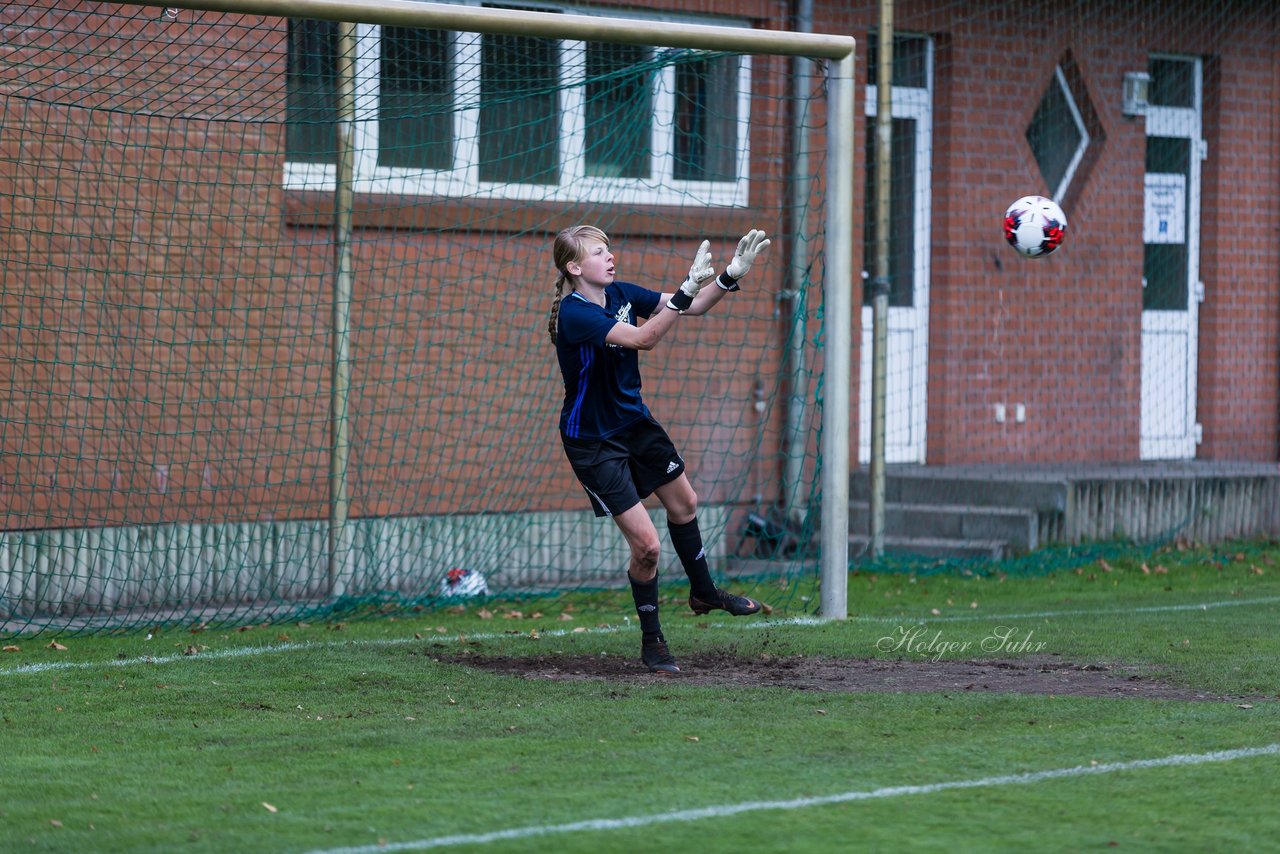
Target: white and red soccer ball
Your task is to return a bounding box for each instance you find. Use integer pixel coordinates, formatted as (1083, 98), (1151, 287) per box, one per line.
(439, 567), (488, 599)
(1003, 195), (1067, 258)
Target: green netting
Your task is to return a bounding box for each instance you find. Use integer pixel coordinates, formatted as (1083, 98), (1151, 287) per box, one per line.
(2, 1), (1278, 637)
(0, 2), (834, 635)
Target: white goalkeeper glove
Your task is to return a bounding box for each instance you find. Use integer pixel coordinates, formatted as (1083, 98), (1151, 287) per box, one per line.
(667, 239), (715, 312)
(719, 229), (772, 291)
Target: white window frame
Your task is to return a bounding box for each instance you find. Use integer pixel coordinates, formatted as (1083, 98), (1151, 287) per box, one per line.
(282, 3), (754, 207)
(1043, 65), (1089, 201)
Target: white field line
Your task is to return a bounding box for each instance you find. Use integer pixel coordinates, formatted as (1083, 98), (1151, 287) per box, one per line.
(855, 594), (1280, 624)
(302, 743), (1280, 853)
(1, 595), (1278, 676)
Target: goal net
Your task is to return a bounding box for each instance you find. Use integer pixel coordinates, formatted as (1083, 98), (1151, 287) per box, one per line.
(0, 1), (852, 633)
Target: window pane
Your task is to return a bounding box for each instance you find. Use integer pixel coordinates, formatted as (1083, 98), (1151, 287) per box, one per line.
(479, 32), (559, 184)
(286, 19), (338, 164)
(865, 33), (929, 88)
(585, 43), (652, 179)
(863, 117), (916, 308)
(1025, 72), (1083, 196)
(379, 27), (452, 170)
(1143, 136), (1190, 311)
(1149, 58), (1194, 108)
(673, 55), (739, 182)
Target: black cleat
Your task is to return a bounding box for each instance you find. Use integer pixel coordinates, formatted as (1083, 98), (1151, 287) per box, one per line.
(642, 637), (681, 673)
(689, 588), (763, 617)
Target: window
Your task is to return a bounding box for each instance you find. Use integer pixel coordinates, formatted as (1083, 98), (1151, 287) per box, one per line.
(1025, 66), (1090, 201)
(864, 32), (929, 88)
(286, 19), (339, 164)
(379, 26), (453, 171)
(1148, 57), (1195, 108)
(862, 33), (931, 308)
(283, 4), (752, 206)
(584, 43), (651, 179)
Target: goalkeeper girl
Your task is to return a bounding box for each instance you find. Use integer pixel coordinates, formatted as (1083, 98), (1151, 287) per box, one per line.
(547, 224), (771, 673)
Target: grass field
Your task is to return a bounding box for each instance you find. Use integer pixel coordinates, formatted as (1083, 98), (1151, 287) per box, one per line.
(2, 541), (1278, 852)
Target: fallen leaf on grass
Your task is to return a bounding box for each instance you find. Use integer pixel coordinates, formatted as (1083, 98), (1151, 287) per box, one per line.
(261, 802), (278, 813)
(477, 609), (493, 620)
(50, 819), (63, 827)
(684, 735), (699, 742)
(1238, 704), (1254, 710)
(2, 645), (19, 653)
(558, 613), (574, 621)
(47, 641), (68, 651)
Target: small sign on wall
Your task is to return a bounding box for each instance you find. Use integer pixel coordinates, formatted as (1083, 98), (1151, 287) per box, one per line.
(1144, 173), (1186, 244)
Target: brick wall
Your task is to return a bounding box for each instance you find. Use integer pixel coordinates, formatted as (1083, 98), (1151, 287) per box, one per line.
(1, 0), (1277, 536)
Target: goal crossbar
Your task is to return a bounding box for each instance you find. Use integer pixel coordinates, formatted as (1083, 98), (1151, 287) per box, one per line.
(149, 0), (856, 59)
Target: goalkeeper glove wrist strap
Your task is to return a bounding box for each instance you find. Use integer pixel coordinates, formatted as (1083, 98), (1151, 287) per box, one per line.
(667, 289), (695, 313)
(716, 271), (741, 292)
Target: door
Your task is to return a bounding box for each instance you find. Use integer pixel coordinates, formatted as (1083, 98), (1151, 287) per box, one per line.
(1140, 56), (1202, 460)
(860, 36), (932, 465)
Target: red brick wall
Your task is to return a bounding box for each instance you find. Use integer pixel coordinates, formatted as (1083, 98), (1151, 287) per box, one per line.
(834, 0), (1279, 465)
(1, 1), (1277, 535)
(0, 2), (801, 532)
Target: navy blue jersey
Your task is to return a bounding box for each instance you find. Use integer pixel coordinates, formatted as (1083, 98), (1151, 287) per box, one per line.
(556, 280), (663, 440)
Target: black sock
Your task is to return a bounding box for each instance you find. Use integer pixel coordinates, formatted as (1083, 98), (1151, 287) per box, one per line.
(668, 517), (717, 600)
(628, 572), (663, 641)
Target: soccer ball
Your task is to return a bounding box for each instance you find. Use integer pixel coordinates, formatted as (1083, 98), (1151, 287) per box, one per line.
(1003, 195), (1067, 258)
(439, 567), (488, 599)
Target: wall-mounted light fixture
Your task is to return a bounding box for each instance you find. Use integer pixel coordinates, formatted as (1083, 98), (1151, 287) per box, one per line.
(1123, 71), (1150, 117)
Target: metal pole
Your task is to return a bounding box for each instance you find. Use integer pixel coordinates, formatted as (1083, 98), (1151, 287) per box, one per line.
(329, 21), (355, 597)
(869, 0), (894, 559)
(147, 0), (855, 58)
(819, 50), (855, 620)
(783, 0), (814, 528)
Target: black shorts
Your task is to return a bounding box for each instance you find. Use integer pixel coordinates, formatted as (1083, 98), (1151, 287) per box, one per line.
(561, 417), (686, 517)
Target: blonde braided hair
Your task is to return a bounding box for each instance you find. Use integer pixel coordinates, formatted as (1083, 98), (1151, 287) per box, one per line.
(548, 225), (610, 345)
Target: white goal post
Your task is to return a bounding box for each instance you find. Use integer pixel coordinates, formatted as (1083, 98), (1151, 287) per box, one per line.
(148, 0), (857, 619)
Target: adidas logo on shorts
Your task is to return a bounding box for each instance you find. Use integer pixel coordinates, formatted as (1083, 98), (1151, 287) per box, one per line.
(666, 460), (679, 474)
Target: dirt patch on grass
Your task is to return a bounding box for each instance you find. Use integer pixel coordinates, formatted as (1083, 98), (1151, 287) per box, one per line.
(437, 651), (1243, 701)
